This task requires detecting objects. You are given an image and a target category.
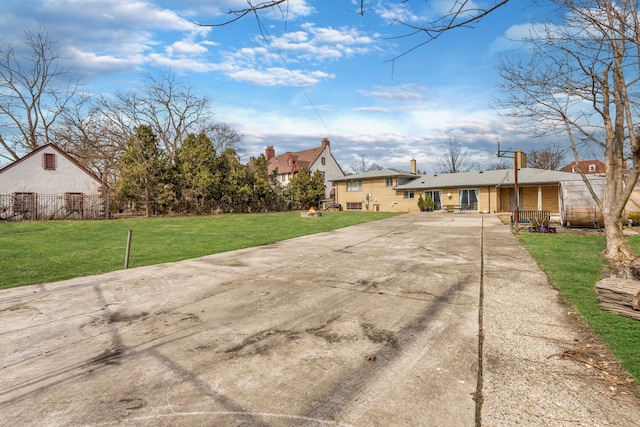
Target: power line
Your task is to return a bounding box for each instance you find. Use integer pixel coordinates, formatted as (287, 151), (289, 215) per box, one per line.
(252, 13), (334, 139)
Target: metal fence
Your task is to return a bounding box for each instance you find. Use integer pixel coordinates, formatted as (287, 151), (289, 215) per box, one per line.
(0, 193), (107, 221)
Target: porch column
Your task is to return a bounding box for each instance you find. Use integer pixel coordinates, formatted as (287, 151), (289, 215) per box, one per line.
(538, 186), (543, 210)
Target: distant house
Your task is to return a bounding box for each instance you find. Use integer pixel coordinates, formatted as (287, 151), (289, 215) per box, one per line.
(331, 160), (420, 212)
(560, 160), (605, 175)
(0, 144), (106, 220)
(266, 137), (345, 199)
(332, 157), (605, 214)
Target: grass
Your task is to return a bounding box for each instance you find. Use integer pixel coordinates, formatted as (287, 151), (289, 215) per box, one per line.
(519, 232), (640, 383)
(0, 211), (399, 289)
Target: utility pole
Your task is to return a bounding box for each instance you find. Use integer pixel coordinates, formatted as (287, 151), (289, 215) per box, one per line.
(497, 141), (521, 231)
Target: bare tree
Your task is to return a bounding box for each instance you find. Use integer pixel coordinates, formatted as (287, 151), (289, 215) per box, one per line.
(349, 155), (382, 174)
(205, 122), (245, 156)
(206, 0), (510, 47)
(0, 27), (81, 162)
(527, 143), (566, 170)
(434, 139), (478, 174)
(100, 71), (213, 157)
(498, 0), (640, 266)
(54, 94), (125, 189)
(486, 159), (511, 170)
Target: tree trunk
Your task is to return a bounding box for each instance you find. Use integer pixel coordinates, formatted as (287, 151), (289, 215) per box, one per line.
(603, 214), (636, 267)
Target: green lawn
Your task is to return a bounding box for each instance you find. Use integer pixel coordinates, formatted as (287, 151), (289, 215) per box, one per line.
(0, 211), (399, 289)
(519, 232), (640, 383)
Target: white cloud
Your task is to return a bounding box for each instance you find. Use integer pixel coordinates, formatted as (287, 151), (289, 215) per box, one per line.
(167, 41), (208, 57)
(68, 47), (142, 74)
(264, 0), (315, 20)
(373, 2), (422, 24)
(228, 67), (333, 86)
(359, 84), (426, 101)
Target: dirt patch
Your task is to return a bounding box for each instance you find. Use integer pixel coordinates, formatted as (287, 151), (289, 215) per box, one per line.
(555, 293), (640, 398)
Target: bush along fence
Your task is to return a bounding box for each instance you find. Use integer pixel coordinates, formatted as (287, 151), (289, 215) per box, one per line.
(0, 193), (107, 221)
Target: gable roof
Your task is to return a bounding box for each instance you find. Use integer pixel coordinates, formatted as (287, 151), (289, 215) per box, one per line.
(560, 159), (605, 174)
(267, 141), (328, 175)
(0, 143), (104, 185)
(394, 168), (604, 190)
(332, 168), (419, 181)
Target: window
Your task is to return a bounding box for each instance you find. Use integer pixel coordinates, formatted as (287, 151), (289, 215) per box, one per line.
(321, 157), (326, 165)
(346, 202), (362, 210)
(404, 191), (414, 199)
(347, 180), (362, 192)
(386, 178), (394, 187)
(13, 193), (36, 213)
(459, 189), (479, 211)
(424, 190), (442, 210)
(44, 153), (56, 170)
(588, 164), (597, 172)
(66, 193), (84, 213)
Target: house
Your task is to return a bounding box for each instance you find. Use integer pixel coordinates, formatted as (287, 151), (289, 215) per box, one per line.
(266, 138), (345, 200)
(332, 157), (605, 214)
(331, 160), (421, 212)
(0, 143), (106, 220)
(560, 159), (605, 175)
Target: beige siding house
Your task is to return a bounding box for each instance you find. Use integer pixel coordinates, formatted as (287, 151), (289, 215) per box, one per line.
(332, 159), (605, 214)
(332, 165), (420, 212)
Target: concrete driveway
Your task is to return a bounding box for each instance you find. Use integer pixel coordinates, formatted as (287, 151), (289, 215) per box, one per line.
(1, 213), (639, 426)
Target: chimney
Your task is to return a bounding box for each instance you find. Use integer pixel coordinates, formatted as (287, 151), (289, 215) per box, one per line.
(515, 150), (527, 168)
(410, 159), (417, 174)
(322, 137), (330, 149)
(265, 146), (275, 161)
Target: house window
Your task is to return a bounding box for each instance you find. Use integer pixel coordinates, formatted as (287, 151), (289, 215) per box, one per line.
(347, 181), (362, 192)
(13, 193), (36, 213)
(346, 202), (362, 210)
(459, 188), (479, 211)
(424, 190), (442, 210)
(588, 164), (597, 172)
(66, 193), (84, 213)
(386, 178), (394, 187)
(321, 157), (326, 165)
(404, 191), (414, 199)
(44, 153), (56, 170)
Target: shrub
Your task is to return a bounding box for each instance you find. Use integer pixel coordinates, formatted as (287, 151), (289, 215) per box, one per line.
(628, 211), (640, 225)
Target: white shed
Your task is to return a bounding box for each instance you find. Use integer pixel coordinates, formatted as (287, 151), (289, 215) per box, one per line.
(0, 144), (106, 220)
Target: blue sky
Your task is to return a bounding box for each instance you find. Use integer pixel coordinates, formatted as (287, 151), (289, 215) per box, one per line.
(2, 0), (567, 173)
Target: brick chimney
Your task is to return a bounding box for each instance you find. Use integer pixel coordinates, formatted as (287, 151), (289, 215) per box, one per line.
(322, 137), (330, 149)
(515, 150), (527, 168)
(265, 146), (275, 161)
(410, 159), (417, 174)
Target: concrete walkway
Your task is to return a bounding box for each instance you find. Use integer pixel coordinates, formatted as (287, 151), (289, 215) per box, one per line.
(1, 213), (639, 426)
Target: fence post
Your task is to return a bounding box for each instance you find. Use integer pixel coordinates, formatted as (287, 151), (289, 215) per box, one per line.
(124, 229), (133, 269)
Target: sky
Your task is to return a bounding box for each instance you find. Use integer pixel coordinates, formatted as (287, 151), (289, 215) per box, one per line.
(1, 0), (570, 173)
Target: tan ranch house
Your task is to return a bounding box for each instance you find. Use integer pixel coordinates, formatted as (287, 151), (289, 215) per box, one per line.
(332, 156), (605, 215)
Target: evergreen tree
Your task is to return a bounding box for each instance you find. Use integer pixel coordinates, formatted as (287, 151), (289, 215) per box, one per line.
(215, 148), (251, 213)
(174, 132), (218, 214)
(116, 125), (167, 217)
(286, 168), (325, 210)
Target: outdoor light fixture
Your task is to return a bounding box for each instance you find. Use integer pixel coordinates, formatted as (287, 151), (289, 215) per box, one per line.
(447, 192), (452, 199)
